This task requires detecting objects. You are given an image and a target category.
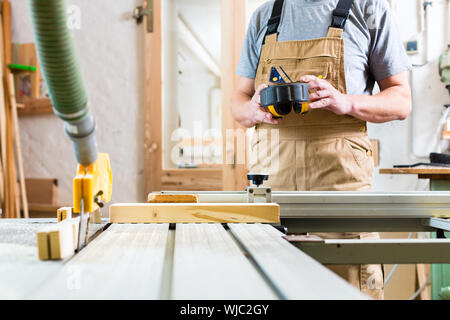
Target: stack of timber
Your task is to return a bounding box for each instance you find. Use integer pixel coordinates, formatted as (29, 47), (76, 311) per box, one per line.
(0, 0), (28, 218)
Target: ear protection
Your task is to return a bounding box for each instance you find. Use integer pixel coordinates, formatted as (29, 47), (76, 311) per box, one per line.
(260, 82), (309, 118)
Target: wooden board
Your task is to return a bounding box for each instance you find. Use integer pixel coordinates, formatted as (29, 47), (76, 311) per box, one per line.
(109, 203), (280, 223)
(0, 219), (106, 299)
(172, 223), (277, 299)
(17, 98), (53, 116)
(7, 73), (28, 218)
(56, 207), (71, 222)
(143, 0), (163, 194)
(33, 224), (169, 299)
(148, 193), (198, 203)
(221, 0), (248, 191)
(228, 223), (367, 300)
(370, 139), (379, 167)
(13, 43), (40, 102)
(380, 167), (450, 175)
(161, 169), (222, 191)
(47, 220), (77, 260)
(37, 219), (78, 261)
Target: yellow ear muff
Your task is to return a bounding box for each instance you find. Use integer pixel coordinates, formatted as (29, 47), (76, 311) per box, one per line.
(267, 105), (282, 117)
(301, 102), (309, 114)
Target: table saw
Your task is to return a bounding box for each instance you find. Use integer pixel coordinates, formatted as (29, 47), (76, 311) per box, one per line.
(9, 0), (448, 301)
(1, 189), (450, 300)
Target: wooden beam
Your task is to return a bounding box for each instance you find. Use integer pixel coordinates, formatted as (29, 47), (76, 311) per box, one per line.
(17, 98), (53, 116)
(228, 223), (368, 299)
(143, 0), (163, 194)
(6, 73), (28, 218)
(161, 169), (222, 191)
(13, 43), (40, 102)
(221, 0), (248, 191)
(0, 4), (16, 218)
(172, 223), (277, 299)
(34, 224), (170, 299)
(148, 193), (199, 203)
(36, 219), (78, 261)
(109, 203), (280, 223)
(56, 207), (72, 222)
(416, 263), (431, 300)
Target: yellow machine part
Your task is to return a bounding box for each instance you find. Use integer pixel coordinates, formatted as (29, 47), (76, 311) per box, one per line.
(73, 153), (112, 213)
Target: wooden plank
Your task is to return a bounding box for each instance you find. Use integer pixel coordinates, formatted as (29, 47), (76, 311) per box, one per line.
(221, 0), (248, 191)
(380, 167), (450, 175)
(172, 223), (277, 299)
(0, 219), (107, 299)
(7, 73), (28, 218)
(36, 230), (50, 260)
(32, 224), (169, 299)
(416, 263), (431, 300)
(0, 9), (8, 216)
(48, 220), (77, 260)
(109, 203), (280, 224)
(148, 193), (199, 203)
(2, 1), (11, 66)
(37, 219), (78, 261)
(1, 0), (18, 218)
(25, 178), (58, 205)
(161, 169), (222, 191)
(56, 207), (72, 222)
(143, 0), (163, 193)
(370, 139), (379, 167)
(13, 43), (40, 101)
(228, 223), (368, 300)
(17, 98), (53, 116)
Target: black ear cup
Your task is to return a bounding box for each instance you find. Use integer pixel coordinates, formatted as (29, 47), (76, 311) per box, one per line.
(274, 103), (292, 116)
(260, 83), (309, 118)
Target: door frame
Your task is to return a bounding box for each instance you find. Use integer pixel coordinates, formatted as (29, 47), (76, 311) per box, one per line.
(143, 0), (248, 195)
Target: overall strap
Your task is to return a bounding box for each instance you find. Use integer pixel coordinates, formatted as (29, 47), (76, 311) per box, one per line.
(327, 0), (354, 38)
(263, 0), (285, 44)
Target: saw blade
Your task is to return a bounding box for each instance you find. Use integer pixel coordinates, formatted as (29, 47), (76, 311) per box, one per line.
(77, 198), (90, 252)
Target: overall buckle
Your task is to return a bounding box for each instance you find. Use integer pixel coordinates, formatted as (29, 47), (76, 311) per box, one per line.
(330, 8), (350, 29)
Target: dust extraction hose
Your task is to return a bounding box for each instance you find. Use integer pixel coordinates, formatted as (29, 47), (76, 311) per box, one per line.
(28, 0), (98, 165)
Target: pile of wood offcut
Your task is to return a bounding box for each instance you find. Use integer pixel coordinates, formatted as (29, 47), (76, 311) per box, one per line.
(0, 0), (28, 218)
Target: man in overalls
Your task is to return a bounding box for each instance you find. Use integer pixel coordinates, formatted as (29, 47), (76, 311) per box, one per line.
(231, 0), (412, 299)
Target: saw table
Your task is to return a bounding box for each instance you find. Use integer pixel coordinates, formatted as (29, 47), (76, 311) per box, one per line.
(0, 219), (365, 300)
(1, 191), (450, 300)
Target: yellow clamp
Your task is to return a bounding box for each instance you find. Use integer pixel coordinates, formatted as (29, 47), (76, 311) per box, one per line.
(73, 153), (112, 214)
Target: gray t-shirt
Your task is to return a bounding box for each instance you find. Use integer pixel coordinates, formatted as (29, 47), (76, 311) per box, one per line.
(237, 0), (410, 95)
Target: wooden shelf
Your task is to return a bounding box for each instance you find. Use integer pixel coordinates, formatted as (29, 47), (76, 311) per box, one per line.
(380, 167), (450, 180)
(17, 98), (53, 116)
(380, 167), (450, 175)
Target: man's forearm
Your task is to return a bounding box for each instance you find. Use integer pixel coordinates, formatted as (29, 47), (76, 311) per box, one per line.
(347, 85), (412, 123)
(231, 91), (253, 128)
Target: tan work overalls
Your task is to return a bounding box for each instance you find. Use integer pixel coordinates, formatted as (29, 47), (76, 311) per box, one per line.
(249, 0), (384, 299)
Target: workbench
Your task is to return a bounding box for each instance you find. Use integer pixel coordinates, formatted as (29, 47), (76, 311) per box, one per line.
(0, 218), (365, 300)
(380, 168), (450, 300)
(2, 191), (450, 300)
(380, 167), (450, 190)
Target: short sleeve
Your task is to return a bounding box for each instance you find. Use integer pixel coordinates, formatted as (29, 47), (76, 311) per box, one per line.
(368, 2), (411, 81)
(236, 12), (261, 79)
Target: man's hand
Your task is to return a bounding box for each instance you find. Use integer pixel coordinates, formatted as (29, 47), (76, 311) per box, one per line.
(231, 78), (279, 128)
(300, 72), (411, 123)
(244, 84), (279, 127)
(300, 75), (353, 115)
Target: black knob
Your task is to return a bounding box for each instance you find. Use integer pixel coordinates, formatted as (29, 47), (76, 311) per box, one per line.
(247, 174), (269, 187)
